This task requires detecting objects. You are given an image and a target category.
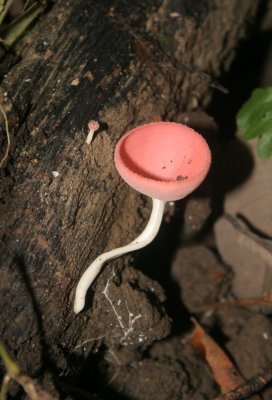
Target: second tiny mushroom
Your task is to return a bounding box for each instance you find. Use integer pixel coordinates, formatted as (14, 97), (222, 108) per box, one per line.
(74, 122), (211, 313)
(86, 120), (100, 144)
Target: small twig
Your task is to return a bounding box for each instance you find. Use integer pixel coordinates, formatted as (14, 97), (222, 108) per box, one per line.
(24, 0), (33, 10)
(214, 362), (272, 400)
(0, 103), (11, 168)
(0, 374), (11, 400)
(194, 293), (272, 313)
(0, 341), (57, 400)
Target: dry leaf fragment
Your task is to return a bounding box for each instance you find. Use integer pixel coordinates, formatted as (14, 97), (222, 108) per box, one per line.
(190, 318), (261, 399)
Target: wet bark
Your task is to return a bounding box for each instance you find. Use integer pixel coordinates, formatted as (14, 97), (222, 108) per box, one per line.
(0, 0), (260, 394)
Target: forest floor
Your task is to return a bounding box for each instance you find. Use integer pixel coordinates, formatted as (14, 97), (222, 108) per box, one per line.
(69, 4), (272, 400)
(1, 2), (272, 400)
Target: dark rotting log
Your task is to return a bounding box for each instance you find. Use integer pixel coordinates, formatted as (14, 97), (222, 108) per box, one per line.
(0, 0), (260, 394)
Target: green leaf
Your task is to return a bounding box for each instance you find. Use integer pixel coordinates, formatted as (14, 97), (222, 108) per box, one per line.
(0, 0), (14, 25)
(242, 103), (272, 140)
(236, 87), (272, 158)
(257, 132), (272, 159)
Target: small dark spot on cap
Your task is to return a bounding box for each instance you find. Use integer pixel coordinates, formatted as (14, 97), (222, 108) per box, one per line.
(176, 175), (188, 181)
(187, 160), (192, 165)
(170, 160), (173, 163)
(231, 369), (239, 378)
(162, 166), (166, 169)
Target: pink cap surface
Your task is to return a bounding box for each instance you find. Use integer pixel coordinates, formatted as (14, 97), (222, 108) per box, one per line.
(114, 122), (211, 201)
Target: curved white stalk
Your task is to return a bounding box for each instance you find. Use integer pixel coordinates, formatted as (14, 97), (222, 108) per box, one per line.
(74, 198), (165, 314)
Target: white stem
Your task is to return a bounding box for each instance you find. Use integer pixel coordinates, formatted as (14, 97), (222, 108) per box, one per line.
(74, 198), (165, 314)
(86, 129), (94, 144)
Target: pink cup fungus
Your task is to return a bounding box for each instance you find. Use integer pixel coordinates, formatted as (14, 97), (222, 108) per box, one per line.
(74, 122), (211, 314)
(115, 122), (211, 201)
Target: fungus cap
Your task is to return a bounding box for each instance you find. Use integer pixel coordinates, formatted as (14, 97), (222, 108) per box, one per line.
(114, 122), (211, 201)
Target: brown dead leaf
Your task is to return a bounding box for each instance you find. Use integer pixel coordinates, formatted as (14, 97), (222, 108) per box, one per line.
(191, 318), (261, 399)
